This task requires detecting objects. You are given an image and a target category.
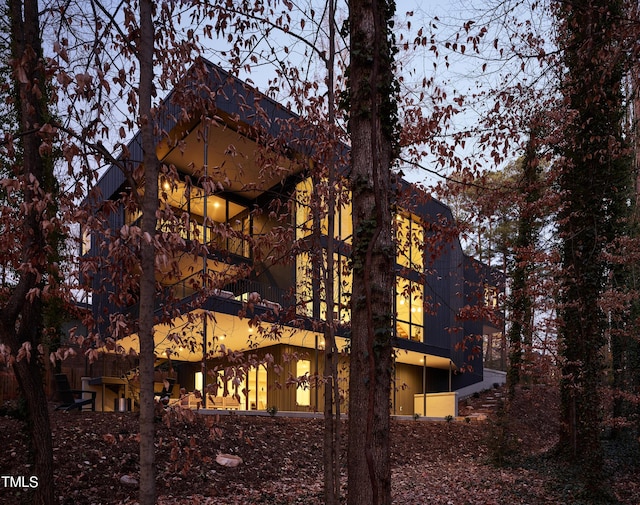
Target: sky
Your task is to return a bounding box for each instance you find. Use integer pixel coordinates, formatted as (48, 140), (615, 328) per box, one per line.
(53, 0), (549, 191)
(191, 0), (513, 188)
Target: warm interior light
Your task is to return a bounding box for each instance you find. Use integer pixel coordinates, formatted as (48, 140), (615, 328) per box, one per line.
(195, 371), (203, 392)
(296, 360), (311, 406)
(298, 360), (310, 373)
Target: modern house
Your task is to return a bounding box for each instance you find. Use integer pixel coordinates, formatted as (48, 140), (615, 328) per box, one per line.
(80, 59), (502, 417)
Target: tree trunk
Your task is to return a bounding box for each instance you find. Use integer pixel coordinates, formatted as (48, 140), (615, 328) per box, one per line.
(610, 69), (640, 443)
(323, 323), (340, 505)
(1, 1), (56, 503)
(322, 137), (341, 504)
(556, 0), (631, 488)
(346, 0), (397, 504)
(506, 127), (540, 399)
(323, 1), (340, 502)
(137, 1), (158, 504)
(12, 354), (54, 505)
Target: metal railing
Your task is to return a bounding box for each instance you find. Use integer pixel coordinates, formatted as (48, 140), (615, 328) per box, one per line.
(167, 273), (291, 309)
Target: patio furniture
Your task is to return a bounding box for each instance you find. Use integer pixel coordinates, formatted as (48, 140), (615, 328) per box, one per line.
(212, 396), (241, 410)
(88, 376), (128, 411)
(54, 374), (96, 412)
(155, 378), (176, 406)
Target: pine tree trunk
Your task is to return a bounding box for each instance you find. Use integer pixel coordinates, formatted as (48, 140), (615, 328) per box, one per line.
(506, 128), (540, 398)
(346, 0), (397, 504)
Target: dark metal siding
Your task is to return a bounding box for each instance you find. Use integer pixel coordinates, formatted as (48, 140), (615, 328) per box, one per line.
(85, 60), (500, 393)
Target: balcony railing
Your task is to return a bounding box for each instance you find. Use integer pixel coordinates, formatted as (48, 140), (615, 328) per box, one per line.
(224, 279), (291, 309)
(166, 273), (290, 311)
(125, 216), (252, 260)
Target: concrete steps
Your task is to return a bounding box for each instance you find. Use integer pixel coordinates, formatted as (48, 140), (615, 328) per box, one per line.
(457, 385), (506, 421)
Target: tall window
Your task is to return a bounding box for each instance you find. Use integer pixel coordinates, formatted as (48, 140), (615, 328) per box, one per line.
(296, 359), (311, 407)
(395, 277), (424, 342)
(295, 177), (353, 243)
(158, 177), (250, 257)
(320, 252), (352, 324)
(295, 177), (353, 321)
(295, 178), (314, 240)
(296, 251), (313, 317)
(484, 285), (498, 308)
(396, 213), (424, 271)
(296, 251), (352, 323)
(247, 366), (267, 410)
(125, 207), (142, 225)
(213, 369), (246, 407)
(81, 227), (91, 256)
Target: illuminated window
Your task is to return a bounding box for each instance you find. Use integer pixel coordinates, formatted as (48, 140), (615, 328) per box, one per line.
(396, 213), (424, 271)
(319, 252), (352, 324)
(295, 177), (352, 243)
(322, 183), (352, 244)
(247, 366), (267, 410)
(295, 176), (353, 321)
(295, 178), (314, 240)
(484, 285), (498, 308)
(214, 369), (246, 408)
(194, 371), (203, 392)
(338, 194), (353, 243)
(157, 177), (250, 256)
(396, 277), (424, 342)
(125, 208), (142, 226)
(296, 252), (313, 317)
(296, 359), (311, 407)
(81, 227), (91, 255)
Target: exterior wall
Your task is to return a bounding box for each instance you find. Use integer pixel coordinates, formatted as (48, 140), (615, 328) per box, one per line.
(172, 344), (464, 415)
(413, 392), (458, 418)
(393, 363), (423, 415)
(179, 345), (328, 412)
(456, 255), (505, 389)
(185, 345), (459, 415)
(80, 60), (503, 411)
(265, 345), (311, 412)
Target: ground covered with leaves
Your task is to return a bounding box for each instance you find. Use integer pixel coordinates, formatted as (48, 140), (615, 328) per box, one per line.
(1, 385), (638, 504)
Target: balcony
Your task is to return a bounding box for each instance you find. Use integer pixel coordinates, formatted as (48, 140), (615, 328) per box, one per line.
(167, 273), (291, 313)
